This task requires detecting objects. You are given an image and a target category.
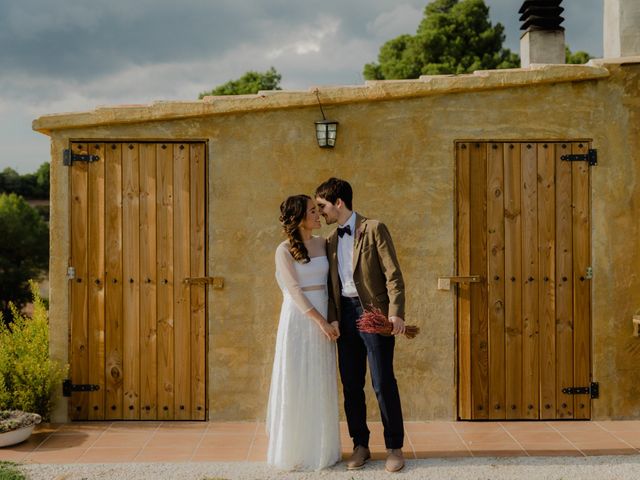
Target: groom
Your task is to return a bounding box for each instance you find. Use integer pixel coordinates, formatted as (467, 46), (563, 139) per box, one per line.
(315, 178), (406, 473)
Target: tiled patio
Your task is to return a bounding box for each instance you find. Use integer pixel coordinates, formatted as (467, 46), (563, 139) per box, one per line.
(2, 420), (640, 464)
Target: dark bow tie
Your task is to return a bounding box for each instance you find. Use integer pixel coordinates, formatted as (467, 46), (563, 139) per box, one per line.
(337, 225), (352, 238)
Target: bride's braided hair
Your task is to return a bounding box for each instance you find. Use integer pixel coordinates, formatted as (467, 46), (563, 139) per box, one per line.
(279, 194), (311, 264)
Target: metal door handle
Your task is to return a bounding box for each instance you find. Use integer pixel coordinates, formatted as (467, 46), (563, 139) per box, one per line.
(183, 277), (224, 289)
(439, 275), (481, 283)
(437, 275), (482, 291)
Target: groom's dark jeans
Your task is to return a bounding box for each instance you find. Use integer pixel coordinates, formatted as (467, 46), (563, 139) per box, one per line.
(338, 296), (404, 450)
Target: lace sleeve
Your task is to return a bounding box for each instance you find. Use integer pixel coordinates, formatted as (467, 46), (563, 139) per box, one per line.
(275, 244), (314, 313)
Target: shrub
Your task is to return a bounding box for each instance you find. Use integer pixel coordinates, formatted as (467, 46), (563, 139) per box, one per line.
(0, 282), (67, 420)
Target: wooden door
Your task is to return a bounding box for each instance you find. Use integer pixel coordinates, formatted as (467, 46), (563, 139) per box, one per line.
(69, 141), (206, 420)
(456, 141), (591, 420)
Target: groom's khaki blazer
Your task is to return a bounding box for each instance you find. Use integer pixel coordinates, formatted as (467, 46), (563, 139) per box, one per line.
(327, 213), (405, 325)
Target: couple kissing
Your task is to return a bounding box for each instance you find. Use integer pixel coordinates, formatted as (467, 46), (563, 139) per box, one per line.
(266, 177), (406, 473)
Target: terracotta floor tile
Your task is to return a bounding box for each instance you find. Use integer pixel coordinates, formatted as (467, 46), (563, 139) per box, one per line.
(36, 433), (101, 449)
(578, 446), (639, 456)
(558, 430), (617, 443)
(547, 421), (605, 432)
(135, 448), (194, 462)
(198, 434), (253, 449)
(24, 447), (87, 463)
(414, 448), (471, 458)
(92, 432), (153, 448)
(57, 422), (110, 432)
(106, 422), (162, 432)
(139, 443), (198, 455)
(501, 422), (555, 432)
(460, 431), (515, 444)
(192, 446), (249, 461)
(609, 432), (640, 447)
(0, 450), (29, 462)
(77, 447), (141, 463)
(146, 432), (204, 448)
(507, 431), (567, 443)
(405, 421), (456, 434)
(597, 421), (640, 433)
(408, 431), (463, 446)
(205, 422), (257, 435)
(454, 422), (505, 433)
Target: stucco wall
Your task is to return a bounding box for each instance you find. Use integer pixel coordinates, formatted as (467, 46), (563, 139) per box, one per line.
(40, 61), (640, 422)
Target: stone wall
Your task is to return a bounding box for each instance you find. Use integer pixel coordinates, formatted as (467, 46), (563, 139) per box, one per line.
(37, 61), (640, 422)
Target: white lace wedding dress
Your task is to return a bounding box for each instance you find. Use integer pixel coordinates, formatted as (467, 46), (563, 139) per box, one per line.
(266, 243), (341, 470)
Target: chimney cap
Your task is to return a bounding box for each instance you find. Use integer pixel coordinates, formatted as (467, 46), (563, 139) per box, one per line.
(519, 0), (564, 31)
(518, 0), (562, 15)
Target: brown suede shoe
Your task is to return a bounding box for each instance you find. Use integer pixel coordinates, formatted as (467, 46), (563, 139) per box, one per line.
(385, 448), (405, 472)
(346, 445), (371, 470)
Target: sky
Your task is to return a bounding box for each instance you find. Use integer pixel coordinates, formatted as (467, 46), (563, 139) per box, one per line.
(0, 0), (603, 174)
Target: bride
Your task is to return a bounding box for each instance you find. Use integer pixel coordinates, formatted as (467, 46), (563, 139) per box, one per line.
(266, 194), (341, 470)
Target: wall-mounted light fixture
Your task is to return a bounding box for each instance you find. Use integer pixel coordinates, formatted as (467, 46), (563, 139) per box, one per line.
(314, 89), (338, 148)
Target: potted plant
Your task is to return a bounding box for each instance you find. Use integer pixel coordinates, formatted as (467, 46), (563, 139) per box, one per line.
(0, 410), (42, 447)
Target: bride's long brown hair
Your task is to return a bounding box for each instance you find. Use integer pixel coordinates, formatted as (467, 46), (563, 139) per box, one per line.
(279, 194), (311, 264)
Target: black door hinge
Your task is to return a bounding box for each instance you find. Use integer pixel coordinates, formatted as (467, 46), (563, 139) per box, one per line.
(562, 382), (599, 399)
(560, 148), (597, 166)
(62, 379), (100, 397)
(63, 149), (100, 166)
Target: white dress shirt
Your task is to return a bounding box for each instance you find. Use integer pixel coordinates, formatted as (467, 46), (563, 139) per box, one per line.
(337, 212), (358, 298)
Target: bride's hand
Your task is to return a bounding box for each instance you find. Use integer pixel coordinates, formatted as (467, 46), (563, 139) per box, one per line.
(320, 322), (338, 341)
(330, 321), (340, 339)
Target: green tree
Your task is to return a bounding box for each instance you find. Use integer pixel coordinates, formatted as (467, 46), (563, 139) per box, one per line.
(198, 67), (282, 98)
(566, 46), (591, 64)
(364, 0), (520, 80)
(0, 194), (49, 319)
(0, 163), (50, 199)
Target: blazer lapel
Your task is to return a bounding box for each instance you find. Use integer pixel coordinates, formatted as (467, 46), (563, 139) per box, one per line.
(328, 230), (340, 292)
(352, 213), (367, 269)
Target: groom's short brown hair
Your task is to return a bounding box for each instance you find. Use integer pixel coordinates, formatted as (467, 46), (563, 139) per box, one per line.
(315, 177), (353, 210)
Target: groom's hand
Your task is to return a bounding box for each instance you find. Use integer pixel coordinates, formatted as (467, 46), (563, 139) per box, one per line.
(389, 316), (405, 336)
(330, 321), (340, 339)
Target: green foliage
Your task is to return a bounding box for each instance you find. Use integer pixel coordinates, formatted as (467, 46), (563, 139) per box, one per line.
(0, 462), (27, 480)
(364, 0), (520, 79)
(566, 46), (591, 64)
(0, 163), (49, 200)
(0, 194), (49, 318)
(0, 282), (67, 420)
(198, 67), (282, 98)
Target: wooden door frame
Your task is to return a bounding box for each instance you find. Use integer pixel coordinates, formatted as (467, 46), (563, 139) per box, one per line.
(66, 139), (210, 421)
(453, 139), (594, 421)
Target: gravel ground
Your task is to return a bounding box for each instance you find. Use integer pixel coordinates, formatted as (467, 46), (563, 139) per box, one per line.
(18, 456), (640, 480)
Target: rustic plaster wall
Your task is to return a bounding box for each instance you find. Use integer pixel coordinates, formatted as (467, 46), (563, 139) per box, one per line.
(38, 62), (640, 422)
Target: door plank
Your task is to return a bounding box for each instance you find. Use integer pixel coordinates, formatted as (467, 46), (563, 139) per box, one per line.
(503, 143), (523, 419)
(87, 143), (106, 420)
(190, 143), (207, 420)
(469, 143), (489, 419)
(70, 143), (89, 420)
(555, 143), (574, 419)
(105, 143), (124, 419)
(122, 143), (141, 419)
(487, 143), (505, 419)
(157, 143), (175, 420)
(456, 143), (472, 419)
(521, 143), (539, 419)
(572, 142), (591, 420)
(139, 144), (158, 420)
(538, 143), (556, 419)
(173, 144), (192, 420)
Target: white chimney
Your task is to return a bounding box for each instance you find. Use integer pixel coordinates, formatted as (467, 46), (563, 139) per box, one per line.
(604, 0), (640, 57)
(519, 0), (566, 67)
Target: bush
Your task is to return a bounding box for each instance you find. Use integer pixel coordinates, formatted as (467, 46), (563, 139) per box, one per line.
(0, 193), (49, 319)
(0, 282), (67, 421)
